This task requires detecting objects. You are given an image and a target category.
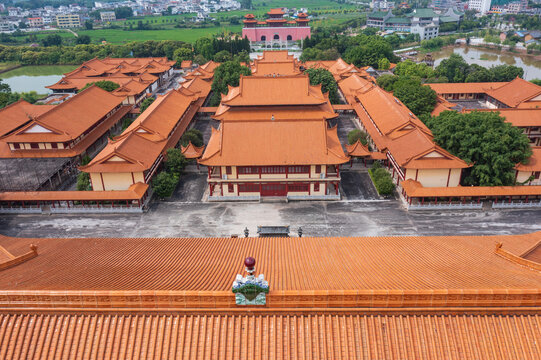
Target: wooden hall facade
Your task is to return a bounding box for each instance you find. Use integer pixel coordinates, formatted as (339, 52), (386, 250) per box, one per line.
(199, 75), (349, 200)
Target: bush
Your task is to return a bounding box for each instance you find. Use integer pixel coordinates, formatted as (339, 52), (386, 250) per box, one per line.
(152, 171), (179, 199)
(348, 129), (368, 145)
(79, 80), (119, 93)
(76, 172), (91, 191)
(180, 128), (204, 147)
(139, 97), (155, 113)
(164, 148), (187, 176)
(369, 166), (395, 196)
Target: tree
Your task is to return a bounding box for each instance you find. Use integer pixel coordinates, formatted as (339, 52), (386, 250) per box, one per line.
(305, 68), (339, 104)
(79, 80), (119, 93)
(0, 79), (11, 94)
(152, 171), (178, 199)
(348, 129), (368, 145)
(165, 148), (188, 176)
(213, 50), (232, 63)
(378, 58), (390, 70)
(193, 54), (206, 65)
(434, 53), (470, 83)
(41, 34), (62, 47)
(490, 65), (524, 82)
(181, 129), (204, 147)
(76, 34), (91, 44)
(240, 0), (252, 9)
(376, 74), (399, 91)
(139, 97), (155, 113)
(114, 7), (133, 19)
(173, 47), (193, 66)
(425, 111), (532, 186)
(84, 20), (93, 30)
(210, 61), (251, 106)
(76, 172), (91, 191)
(343, 35), (397, 68)
(531, 79), (541, 86)
(394, 60), (434, 79)
(392, 78), (437, 117)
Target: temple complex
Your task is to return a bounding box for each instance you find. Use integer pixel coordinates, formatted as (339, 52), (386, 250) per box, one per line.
(242, 9), (311, 47)
(0, 231), (540, 358)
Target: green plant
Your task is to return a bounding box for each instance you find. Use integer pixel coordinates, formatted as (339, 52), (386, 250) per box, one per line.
(152, 171), (179, 199)
(347, 129), (368, 145)
(369, 166), (395, 196)
(164, 148), (188, 176)
(76, 172), (91, 191)
(180, 128), (204, 147)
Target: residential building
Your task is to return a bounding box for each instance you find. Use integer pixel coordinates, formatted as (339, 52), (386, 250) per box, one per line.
(27, 17), (44, 28)
(371, 0), (395, 10)
(469, 0), (492, 14)
(99, 11), (116, 22)
(47, 57), (175, 94)
(0, 19), (14, 33)
(367, 8), (461, 36)
(242, 8), (311, 44)
(0, 231), (540, 357)
(55, 14), (81, 28)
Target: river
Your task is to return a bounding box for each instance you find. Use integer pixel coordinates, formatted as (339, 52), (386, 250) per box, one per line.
(420, 46), (541, 80)
(0, 65), (77, 94)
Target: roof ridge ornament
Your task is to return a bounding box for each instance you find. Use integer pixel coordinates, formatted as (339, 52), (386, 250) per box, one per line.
(232, 257), (269, 305)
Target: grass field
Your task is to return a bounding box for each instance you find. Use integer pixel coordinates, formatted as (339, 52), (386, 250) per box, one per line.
(77, 25), (243, 43)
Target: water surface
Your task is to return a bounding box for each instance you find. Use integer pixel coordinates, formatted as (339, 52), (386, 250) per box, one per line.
(0, 65), (77, 93)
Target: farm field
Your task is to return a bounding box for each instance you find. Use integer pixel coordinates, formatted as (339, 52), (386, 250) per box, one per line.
(76, 25), (243, 43)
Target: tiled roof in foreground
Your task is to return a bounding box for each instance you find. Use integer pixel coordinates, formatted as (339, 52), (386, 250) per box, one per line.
(1, 312), (539, 359)
(0, 233), (540, 291)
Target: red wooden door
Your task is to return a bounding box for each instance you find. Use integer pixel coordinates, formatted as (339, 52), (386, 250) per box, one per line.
(261, 183), (287, 196)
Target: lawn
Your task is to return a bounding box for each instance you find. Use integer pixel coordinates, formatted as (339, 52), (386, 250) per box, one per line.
(77, 25), (243, 43)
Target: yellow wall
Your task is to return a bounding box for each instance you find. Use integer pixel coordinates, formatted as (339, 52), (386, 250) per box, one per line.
(90, 171), (144, 191)
(405, 168), (462, 187)
(517, 170), (541, 185)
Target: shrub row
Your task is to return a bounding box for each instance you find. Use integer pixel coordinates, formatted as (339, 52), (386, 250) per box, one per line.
(368, 164), (395, 196)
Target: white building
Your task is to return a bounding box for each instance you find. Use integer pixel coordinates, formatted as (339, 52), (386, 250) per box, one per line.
(100, 11), (116, 22)
(468, 0), (492, 14)
(411, 22), (439, 40)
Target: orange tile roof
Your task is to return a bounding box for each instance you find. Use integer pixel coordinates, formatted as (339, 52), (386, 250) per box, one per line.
(1, 312), (539, 359)
(47, 57), (171, 91)
(213, 105), (336, 121)
(199, 60), (220, 73)
(255, 50), (295, 63)
(267, 8), (285, 15)
(1, 233), (540, 291)
(180, 76), (212, 99)
(183, 66), (214, 81)
(402, 178), (541, 197)
(0, 182), (148, 202)
(516, 147), (541, 172)
(431, 95), (456, 116)
(0, 105), (131, 159)
(221, 75), (328, 107)
(251, 60), (301, 76)
(1, 86), (124, 144)
(180, 60), (192, 68)
(487, 77), (541, 107)
(346, 140), (371, 157)
(469, 107), (541, 127)
(427, 81), (506, 94)
(200, 119), (349, 166)
(0, 99), (55, 137)
(82, 90), (198, 174)
(180, 141), (204, 158)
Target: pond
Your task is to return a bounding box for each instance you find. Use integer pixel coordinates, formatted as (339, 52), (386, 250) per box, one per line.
(421, 46), (541, 80)
(0, 65), (77, 94)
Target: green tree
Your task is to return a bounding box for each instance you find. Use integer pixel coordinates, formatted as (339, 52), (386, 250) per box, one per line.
(84, 20), (93, 30)
(115, 7), (133, 19)
(348, 129), (368, 145)
(139, 97), (155, 113)
(173, 47), (193, 66)
(434, 53), (470, 83)
(382, 77), (437, 117)
(531, 79), (541, 86)
(343, 35), (396, 68)
(180, 129), (204, 147)
(213, 50), (232, 62)
(425, 111), (532, 186)
(369, 166), (395, 195)
(193, 54), (207, 65)
(41, 34), (62, 47)
(378, 58), (390, 70)
(76, 34), (91, 45)
(305, 67), (339, 104)
(376, 74), (399, 91)
(210, 61), (251, 106)
(76, 172), (91, 191)
(394, 60), (434, 79)
(165, 148), (188, 176)
(152, 171), (178, 199)
(79, 80), (120, 93)
(240, 0), (253, 9)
